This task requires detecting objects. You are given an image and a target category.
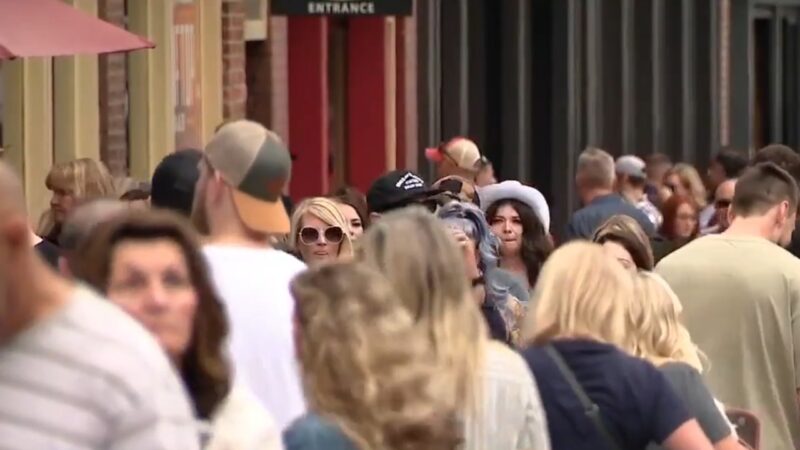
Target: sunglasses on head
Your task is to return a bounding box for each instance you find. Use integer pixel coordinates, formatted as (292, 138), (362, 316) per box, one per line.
(715, 199), (732, 209)
(298, 226), (345, 245)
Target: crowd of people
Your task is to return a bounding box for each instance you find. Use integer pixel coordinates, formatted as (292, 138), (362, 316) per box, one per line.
(1, 119), (799, 450)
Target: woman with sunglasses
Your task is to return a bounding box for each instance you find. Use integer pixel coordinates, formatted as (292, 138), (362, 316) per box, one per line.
(289, 197), (354, 266)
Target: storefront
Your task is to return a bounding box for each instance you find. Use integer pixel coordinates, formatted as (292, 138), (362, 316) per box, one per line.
(0, 0), (224, 219)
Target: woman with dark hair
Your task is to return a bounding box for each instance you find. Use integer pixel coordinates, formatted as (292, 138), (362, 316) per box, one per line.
(72, 210), (282, 449)
(653, 195), (700, 263)
(593, 214), (655, 271)
(330, 186), (370, 239)
(480, 181), (554, 293)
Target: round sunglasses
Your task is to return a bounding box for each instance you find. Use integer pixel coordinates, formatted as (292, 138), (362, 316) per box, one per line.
(299, 226), (345, 245)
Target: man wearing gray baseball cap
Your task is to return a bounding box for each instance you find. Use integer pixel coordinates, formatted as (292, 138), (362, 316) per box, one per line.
(616, 155), (662, 228)
(192, 120), (306, 429)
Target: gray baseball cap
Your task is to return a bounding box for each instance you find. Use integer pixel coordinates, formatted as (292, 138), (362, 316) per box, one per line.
(205, 120), (292, 233)
(615, 155), (647, 179)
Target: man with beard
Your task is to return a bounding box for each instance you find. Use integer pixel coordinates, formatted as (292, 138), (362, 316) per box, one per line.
(191, 120), (306, 429)
(657, 163), (800, 450)
(0, 162), (198, 449)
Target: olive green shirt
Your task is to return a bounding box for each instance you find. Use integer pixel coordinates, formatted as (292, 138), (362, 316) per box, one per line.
(656, 234), (800, 450)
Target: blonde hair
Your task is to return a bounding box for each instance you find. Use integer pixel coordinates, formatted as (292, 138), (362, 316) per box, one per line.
(289, 197), (354, 259)
(667, 163), (707, 208)
(292, 262), (462, 450)
(629, 271), (705, 371)
(45, 158), (116, 198)
(523, 241), (634, 349)
(357, 208), (486, 414)
(38, 158), (116, 235)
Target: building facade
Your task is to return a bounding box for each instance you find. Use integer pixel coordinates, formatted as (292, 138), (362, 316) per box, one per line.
(1, 0), (799, 232)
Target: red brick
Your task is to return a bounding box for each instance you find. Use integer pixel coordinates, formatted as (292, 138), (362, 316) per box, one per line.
(222, 0), (247, 121)
(267, 16), (290, 142)
(226, 70), (246, 85)
(223, 41), (244, 55)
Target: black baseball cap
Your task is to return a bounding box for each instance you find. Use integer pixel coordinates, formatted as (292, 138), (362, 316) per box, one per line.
(366, 170), (440, 213)
(151, 149), (203, 217)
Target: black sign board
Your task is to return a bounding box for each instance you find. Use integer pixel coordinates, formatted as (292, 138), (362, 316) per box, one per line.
(271, 0), (413, 16)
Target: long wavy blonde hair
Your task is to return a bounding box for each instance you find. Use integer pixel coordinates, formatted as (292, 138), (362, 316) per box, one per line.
(666, 163), (707, 208)
(523, 241), (634, 350)
(289, 197), (354, 259)
(628, 271), (705, 372)
(357, 207), (486, 414)
(291, 262), (462, 450)
(38, 158), (117, 236)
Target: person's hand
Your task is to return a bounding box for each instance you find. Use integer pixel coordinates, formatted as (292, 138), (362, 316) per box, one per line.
(448, 227), (470, 248)
(447, 227), (482, 280)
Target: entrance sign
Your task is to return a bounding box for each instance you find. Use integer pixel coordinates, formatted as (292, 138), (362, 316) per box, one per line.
(271, 0), (412, 16)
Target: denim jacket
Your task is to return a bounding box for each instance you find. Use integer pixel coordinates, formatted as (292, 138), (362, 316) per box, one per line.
(283, 413), (357, 450)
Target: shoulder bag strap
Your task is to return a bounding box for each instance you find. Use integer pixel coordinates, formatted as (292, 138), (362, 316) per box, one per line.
(545, 345), (623, 450)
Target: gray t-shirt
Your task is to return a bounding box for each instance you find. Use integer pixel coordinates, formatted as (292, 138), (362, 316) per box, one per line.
(647, 362), (731, 449)
(488, 268), (529, 302)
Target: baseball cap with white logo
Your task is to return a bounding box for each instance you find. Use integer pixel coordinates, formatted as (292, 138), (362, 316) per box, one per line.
(204, 120), (292, 234)
(366, 170), (441, 213)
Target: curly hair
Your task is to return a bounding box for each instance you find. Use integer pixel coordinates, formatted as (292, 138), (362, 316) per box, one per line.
(485, 198), (553, 288)
(71, 209), (231, 419)
(292, 262), (462, 450)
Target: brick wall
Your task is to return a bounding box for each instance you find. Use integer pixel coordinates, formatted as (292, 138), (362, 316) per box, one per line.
(222, 0), (247, 120)
(98, 0), (129, 176)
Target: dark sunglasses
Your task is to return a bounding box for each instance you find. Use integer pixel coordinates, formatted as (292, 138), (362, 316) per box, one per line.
(715, 199), (732, 209)
(298, 226), (344, 245)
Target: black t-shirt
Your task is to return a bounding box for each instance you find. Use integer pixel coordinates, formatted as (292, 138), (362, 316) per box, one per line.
(522, 339), (692, 450)
(34, 240), (60, 268)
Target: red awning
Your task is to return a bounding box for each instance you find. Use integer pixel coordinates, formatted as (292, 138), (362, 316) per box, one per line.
(0, 0), (154, 60)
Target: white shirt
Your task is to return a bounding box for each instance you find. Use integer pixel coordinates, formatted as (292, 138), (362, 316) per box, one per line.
(204, 385), (284, 450)
(203, 245), (307, 430)
(465, 341), (551, 450)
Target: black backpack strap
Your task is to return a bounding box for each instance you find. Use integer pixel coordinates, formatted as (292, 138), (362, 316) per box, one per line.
(545, 345), (623, 450)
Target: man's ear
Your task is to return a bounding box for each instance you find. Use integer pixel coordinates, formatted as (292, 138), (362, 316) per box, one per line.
(777, 201), (791, 225)
(369, 212), (381, 223)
